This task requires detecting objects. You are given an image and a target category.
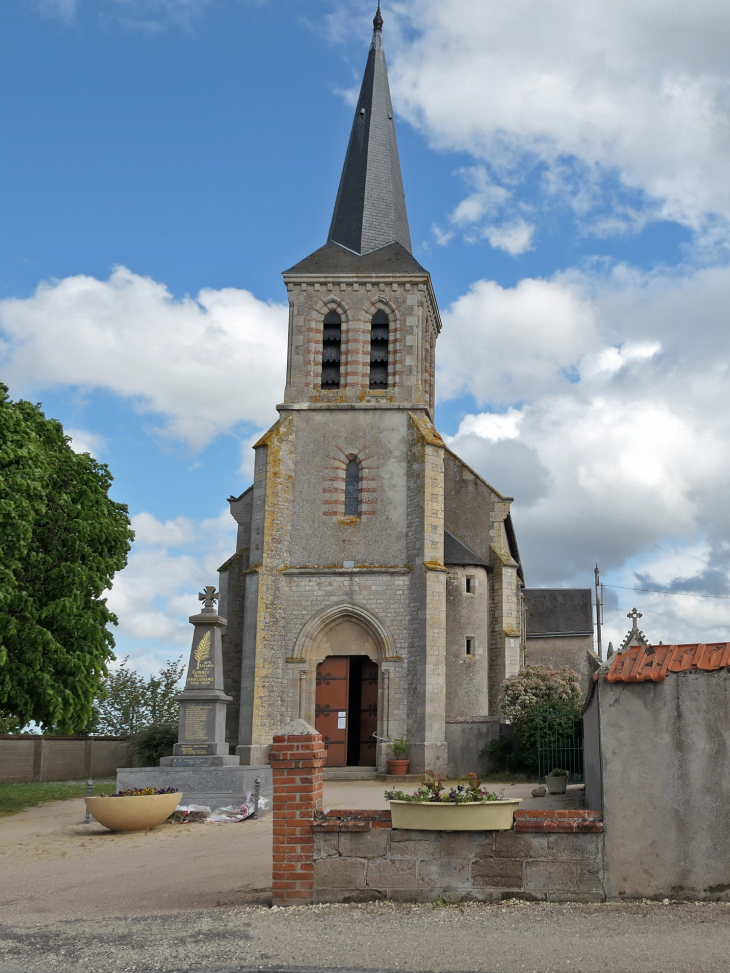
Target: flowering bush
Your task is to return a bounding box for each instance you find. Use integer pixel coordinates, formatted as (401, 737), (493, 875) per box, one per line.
(386, 771), (504, 804)
(99, 787), (180, 797)
(498, 664), (582, 774)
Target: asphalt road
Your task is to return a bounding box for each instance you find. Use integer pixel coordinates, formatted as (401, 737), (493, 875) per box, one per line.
(2, 900), (730, 973)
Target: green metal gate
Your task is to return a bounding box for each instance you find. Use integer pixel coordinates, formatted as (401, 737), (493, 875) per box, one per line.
(537, 710), (584, 784)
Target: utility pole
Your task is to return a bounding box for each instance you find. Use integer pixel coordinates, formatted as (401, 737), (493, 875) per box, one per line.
(594, 564), (603, 661)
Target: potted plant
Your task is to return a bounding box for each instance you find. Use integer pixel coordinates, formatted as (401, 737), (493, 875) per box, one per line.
(85, 787), (182, 832)
(385, 771), (521, 831)
(386, 737), (410, 776)
(545, 768), (569, 795)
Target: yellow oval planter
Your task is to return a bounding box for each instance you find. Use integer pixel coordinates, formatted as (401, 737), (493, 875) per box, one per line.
(85, 792), (182, 832)
(389, 799), (521, 831)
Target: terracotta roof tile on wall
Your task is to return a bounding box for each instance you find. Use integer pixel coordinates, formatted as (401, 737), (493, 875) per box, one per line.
(606, 642), (730, 683)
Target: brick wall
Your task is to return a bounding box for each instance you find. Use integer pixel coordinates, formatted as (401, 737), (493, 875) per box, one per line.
(270, 721), (326, 906)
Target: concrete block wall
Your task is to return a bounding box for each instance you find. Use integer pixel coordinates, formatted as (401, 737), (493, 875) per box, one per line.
(269, 723), (606, 905)
(0, 736), (135, 784)
(313, 810), (605, 903)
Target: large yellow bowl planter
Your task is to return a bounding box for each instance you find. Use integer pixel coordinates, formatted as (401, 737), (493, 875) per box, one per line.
(85, 792), (182, 832)
(389, 799), (522, 831)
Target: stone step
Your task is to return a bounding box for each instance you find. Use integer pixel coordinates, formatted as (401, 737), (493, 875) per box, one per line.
(323, 767), (379, 781)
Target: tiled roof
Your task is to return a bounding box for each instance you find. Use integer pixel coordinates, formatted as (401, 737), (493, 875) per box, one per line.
(605, 642), (730, 683)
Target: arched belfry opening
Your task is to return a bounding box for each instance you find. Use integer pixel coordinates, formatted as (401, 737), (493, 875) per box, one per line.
(369, 309), (390, 389)
(321, 309), (342, 389)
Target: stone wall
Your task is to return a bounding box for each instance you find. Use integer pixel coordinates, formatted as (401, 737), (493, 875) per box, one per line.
(584, 668), (730, 900)
(444, 717), (500, 778)
(0, 736), (136, 784)
(442, 450), (524, 716)
(445, 566), (490, 720)
(313, 809), (605, 903)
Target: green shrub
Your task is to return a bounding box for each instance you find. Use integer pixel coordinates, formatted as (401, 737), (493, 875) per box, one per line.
(480, 736), (514, 770)
(133, 723), (178, 767)
(499, 664), (582, 775)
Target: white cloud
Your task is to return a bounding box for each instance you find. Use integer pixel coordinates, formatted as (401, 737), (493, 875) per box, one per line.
(450, 167), (511, 227)
(483, 220), (535, 256)
(67, 428), (107, 457)
(389, 0), (730, 242)
(437, 276), (598, 403)
(29, 0), (76, 18)
(0, 266), (288, 451)
(448, 408), (523, 443)
(107, 508), (236, 674)
(441, 261), (730, 643)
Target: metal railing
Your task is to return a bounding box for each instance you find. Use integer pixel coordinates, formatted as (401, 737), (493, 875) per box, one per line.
(537, 710), (584, 784)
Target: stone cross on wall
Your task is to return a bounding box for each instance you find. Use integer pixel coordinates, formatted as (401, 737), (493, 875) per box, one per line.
(617, 607), (650, 654)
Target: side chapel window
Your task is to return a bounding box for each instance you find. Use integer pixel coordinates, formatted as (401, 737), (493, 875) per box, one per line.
(321, 309), (342, 389)
(344, 459), (360, 516)
(369, 309), (389, 389)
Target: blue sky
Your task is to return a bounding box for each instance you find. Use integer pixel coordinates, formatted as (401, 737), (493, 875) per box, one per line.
(3, 0), (730, 672)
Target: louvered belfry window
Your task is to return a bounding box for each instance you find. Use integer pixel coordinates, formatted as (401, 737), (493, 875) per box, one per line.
(321, 309), (342, 389)
(369, 309), (389, 389)
(344, 460), (360, 516)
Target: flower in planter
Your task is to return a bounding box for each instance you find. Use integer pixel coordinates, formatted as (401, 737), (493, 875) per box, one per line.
(546, 768), (569, 777)
(99, 787), (180, 797)
(385, 770), (504, 804)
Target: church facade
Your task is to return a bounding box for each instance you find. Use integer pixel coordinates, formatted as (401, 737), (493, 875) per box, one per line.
(217, 8), (525, 775)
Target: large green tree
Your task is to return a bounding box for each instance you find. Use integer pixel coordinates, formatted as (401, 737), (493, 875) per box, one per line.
(0, 385), (134, 732)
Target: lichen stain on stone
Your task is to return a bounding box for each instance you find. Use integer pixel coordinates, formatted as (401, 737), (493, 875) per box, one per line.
(251, 413), (296, 742)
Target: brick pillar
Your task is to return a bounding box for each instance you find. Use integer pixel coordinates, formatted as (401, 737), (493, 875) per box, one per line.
(269, 719), (325, 906)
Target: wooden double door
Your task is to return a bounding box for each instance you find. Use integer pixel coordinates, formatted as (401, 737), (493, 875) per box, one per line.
(315, 656), (378, 767)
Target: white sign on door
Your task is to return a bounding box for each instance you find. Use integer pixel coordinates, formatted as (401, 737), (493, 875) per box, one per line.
(337, 711), (346, 729)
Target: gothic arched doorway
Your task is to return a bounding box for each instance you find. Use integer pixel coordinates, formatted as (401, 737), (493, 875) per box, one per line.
(313, 618), (378, 767)
(316, 654), (378, 767)
(292, 604), (397, 770)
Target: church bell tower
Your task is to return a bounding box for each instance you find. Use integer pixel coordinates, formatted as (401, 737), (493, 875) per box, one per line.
(220, 6), (523, 778)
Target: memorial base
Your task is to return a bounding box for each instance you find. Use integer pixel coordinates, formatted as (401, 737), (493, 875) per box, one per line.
(116, 765), (273, 812)
(160, 754), (241, 767)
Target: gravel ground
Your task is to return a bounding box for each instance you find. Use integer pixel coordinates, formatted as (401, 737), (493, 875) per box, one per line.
(2, 900), (730, 973)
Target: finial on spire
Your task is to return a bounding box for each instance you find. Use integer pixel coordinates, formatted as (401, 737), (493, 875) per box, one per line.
(373, 2), (383, 32)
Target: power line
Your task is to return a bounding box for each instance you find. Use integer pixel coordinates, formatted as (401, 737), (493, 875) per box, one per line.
(604, 583), (730, 601)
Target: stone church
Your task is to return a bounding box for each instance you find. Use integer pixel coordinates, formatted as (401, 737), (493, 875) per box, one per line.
(216, 7), (526, 776)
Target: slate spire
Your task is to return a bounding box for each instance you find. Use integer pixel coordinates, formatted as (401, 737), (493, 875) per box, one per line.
(327, 4), (412, 256)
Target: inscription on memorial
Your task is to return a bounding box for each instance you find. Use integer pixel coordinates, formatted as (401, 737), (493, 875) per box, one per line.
(180, 744), (210, 755)
(184, 704), (212, 741)
(186, 630), (214, 687)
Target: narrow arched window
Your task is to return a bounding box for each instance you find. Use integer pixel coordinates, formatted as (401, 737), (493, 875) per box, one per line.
(369, 309), (389, 389)
(344, 459), (359, 516)
(321, 310), (341, 389)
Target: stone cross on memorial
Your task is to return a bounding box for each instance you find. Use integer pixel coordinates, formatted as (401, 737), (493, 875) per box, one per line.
(160, 588), (240, 767)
